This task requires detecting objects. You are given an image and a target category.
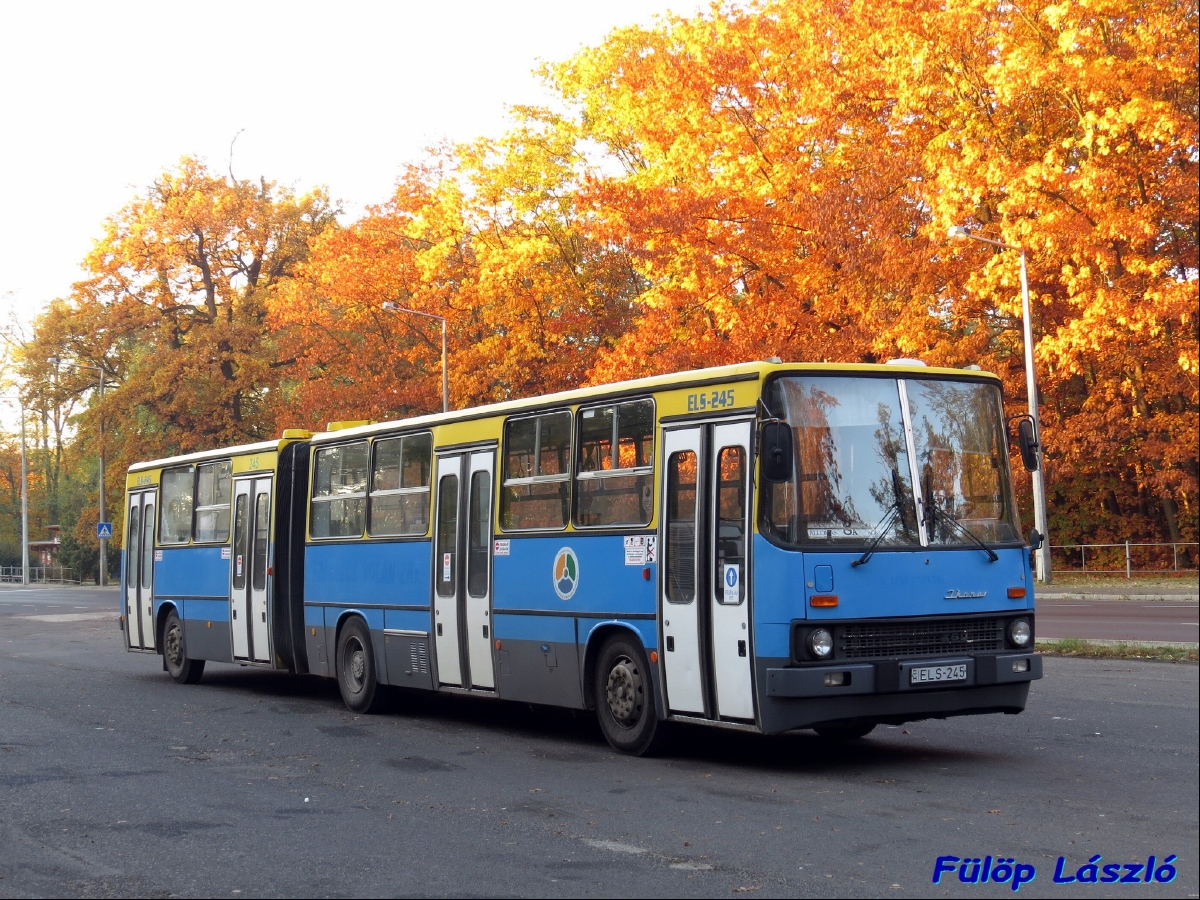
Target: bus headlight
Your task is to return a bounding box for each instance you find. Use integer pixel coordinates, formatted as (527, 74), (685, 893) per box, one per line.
(1008, 618), (1032, 647)
(808, 628), (834, 659)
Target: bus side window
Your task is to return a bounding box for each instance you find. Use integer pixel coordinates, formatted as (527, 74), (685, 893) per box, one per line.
(311, 441), (368, 538)
(573, 399), (654, 528)
(194, 460), (232, 542)
(369, 432), (432, 536)
(500, 411), (572, 531)
(159, 465), (195, 544)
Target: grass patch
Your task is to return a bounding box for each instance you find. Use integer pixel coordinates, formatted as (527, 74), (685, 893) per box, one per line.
(1037, 638), (1198, 662)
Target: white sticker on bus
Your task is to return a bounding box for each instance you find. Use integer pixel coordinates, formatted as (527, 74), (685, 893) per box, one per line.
(723, 563), (740, 603)
(443, 552), (452, 582)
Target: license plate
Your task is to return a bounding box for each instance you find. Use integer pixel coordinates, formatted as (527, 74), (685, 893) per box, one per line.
(910, 663), (968, 685)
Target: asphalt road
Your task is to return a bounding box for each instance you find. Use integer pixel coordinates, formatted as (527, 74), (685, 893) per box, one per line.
(1035, 598), (1200, 643)
(0, 586), (1196, 898)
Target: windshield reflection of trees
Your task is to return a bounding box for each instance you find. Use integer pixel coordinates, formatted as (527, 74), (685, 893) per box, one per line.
(781, 378), (917, 545)
(907, 380), (1017, 544)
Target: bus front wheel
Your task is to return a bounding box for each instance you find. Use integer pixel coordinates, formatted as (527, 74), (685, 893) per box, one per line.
(163, 611), (204, 684)
(594, 637), (667, 756)
(336, 618), (381, 713)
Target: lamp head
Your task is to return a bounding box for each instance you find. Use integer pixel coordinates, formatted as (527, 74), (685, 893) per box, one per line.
(948, 225), (969, 239)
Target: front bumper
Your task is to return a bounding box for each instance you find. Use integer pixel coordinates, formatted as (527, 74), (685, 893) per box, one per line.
(756, 651), (1042, 735)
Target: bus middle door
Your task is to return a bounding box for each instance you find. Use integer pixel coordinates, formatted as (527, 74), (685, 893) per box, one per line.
(230, 476), (272, 664)
(431, 449), (496, 691)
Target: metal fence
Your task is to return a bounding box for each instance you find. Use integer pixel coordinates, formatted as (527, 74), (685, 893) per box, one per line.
(0, 566), (82, 585)
(1050, 542), (1199, 577)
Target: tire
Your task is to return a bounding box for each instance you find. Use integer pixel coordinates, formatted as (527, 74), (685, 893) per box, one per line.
(336, 618), (381, 713)
(163, 611), (205, 684)
(593, 636), (668, 756)
(814, 723), (876, 740)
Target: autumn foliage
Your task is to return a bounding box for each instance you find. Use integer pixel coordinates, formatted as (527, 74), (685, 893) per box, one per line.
(8, 0), (1197, 560)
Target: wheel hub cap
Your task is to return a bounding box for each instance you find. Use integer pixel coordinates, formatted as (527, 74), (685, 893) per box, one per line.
(605, 657), (641, 725)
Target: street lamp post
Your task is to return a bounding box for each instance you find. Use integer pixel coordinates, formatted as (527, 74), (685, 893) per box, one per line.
(1, 395), (30, 586)
(50, 358), (108, 587)
(381, 302), (449, 413)
(949, 225), (1052, 584)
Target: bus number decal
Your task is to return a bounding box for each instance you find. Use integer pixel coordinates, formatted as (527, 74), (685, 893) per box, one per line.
(687, 389), (736, 412)
(248, 456), (260, 470)
(135, 474), (153, 486)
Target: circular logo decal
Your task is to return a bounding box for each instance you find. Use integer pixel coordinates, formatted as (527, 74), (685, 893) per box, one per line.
(553, 547), (580, 601)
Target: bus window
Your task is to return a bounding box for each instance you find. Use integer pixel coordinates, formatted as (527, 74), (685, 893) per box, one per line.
(714, 446), (746, 603)
(467, 470), (491, 597)
(194, 460), (232, 543)
(369, 433), (432, 536)
(233, 494), (249, 591)
(436, 474), (459, 596)
(665, 450), (698, 603)
(501, 411), (571, 530)
(574, 399), (654, 527)
(311, 441), (368, 538)
(159, 466), (195, 544)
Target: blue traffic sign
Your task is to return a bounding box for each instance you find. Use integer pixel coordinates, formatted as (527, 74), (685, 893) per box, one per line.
(97, 522), (113, 539)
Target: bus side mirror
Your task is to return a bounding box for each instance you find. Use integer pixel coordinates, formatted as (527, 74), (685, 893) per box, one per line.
(760, 422), (793, 483)
(1016, 418), (1039, 472)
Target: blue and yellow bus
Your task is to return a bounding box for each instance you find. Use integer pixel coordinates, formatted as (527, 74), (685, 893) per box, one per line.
(122, 360), (1042, 754)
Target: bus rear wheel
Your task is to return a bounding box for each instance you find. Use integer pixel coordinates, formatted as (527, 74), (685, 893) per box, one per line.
(337, 618), (381, 713)
(594, 637), (668, 756)
(163, 611), (204, 684)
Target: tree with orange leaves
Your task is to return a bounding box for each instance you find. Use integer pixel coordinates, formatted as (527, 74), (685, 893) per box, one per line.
(550, 0), (1196, 545)
(270, 112), (641, 428)
(18, 157), (337, 509)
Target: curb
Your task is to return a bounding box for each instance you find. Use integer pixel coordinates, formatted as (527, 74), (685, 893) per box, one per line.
(1037, 592), (1199, 603)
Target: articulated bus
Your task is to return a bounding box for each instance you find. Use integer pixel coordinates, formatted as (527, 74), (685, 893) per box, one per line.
(122, 360), (1043, 755)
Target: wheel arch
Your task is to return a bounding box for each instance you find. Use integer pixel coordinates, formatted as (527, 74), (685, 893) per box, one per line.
(581, 623), (664, 720)
(154, 600), (180, 662)
(333, 609), (387, 683)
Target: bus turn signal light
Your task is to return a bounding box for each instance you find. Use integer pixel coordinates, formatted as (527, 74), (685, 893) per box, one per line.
(1008, 587), (1027, 599)
(810, 595), (838, 607)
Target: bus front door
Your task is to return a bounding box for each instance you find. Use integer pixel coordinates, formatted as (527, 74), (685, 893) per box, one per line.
(230, 476), (272, 663)
(431, 449), (496, 691)
(659, 420), (756, 722)
(124, 490), (157, 651)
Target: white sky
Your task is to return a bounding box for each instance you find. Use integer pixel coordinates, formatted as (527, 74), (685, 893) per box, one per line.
(0, 0), (708, 332)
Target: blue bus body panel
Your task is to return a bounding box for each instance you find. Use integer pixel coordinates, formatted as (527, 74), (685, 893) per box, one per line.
(384, 608), (432, 632)
(305, 541), (431, 607)
(493, 613), (577, 643)
(155, 546), (230, 600)
(493, 534), (656, 617)
(172, 597), (229, 623)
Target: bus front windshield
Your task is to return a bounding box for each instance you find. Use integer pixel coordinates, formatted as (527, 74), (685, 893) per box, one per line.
(760, 375), (1021, 550)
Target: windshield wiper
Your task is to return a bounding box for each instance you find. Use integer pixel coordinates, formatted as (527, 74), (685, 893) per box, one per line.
(851, 468), (909, 568)
(922, 473), (999, 562)
(850, 506), (899, 568)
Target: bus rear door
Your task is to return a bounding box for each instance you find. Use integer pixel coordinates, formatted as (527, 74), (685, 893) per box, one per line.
(124, 490), (157, 651)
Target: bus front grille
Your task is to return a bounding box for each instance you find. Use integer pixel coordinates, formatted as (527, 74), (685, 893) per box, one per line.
(838, 617), (1005, 660)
